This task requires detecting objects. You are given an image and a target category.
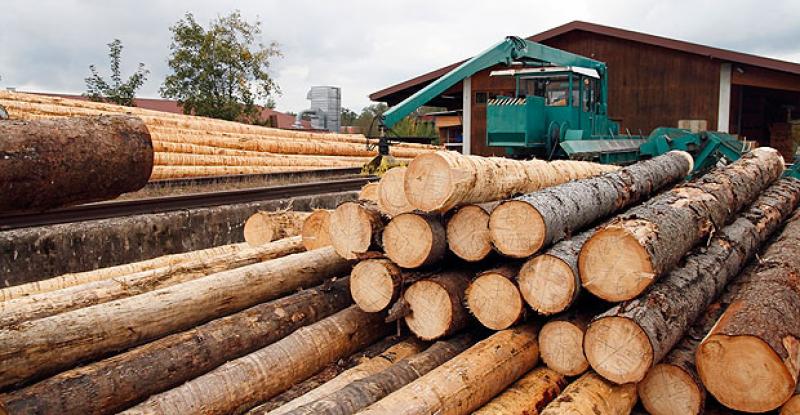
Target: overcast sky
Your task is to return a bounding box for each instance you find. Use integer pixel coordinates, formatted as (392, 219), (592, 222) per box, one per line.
(1, 1), (798, 113)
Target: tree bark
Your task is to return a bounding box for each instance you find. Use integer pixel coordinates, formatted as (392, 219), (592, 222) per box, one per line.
(465, 263), (524, 330)
(0, 115), (153, 212)
(0, 246), (351, 389)
(377, 167), (415, 217)
(276, 334), (475, 415)
(301, 209), (333, 250)
(357, 324), (541, 415)
(383, 213), (447, 268)
(120, 306), (390, 415)
(0, 278), (352, 415)
(329, 201), (387, 260)
(583, 178), (800, 385)
(473, 366), (566, 415)
(697, 209), (800, 412)
(404, 270), (472, 340)
(403, 151), (618, 213)
(538, 306), (598, 377)
(490, 151), (692, 258)
(244, 211), (311, 246)
(0, 236), (304, 327)
(540, 372), (637, 415)
(579, 147), (785, 302)
(446, 202), (499, 262)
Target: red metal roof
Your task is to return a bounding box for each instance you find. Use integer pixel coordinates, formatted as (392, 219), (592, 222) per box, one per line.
(370, 20), (800, 101)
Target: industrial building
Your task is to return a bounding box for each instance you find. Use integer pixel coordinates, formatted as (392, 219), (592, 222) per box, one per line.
(370, 21), (800, 157)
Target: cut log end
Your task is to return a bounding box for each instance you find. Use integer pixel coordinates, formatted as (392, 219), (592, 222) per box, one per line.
(350, 260), (400, 312)
(466, 272), (523, 330)
(330, 202), (379, 259)
(782, 394), (800, 415)
(446, 205), (492, 262)
(519, 255), (576, 315)
(489, 201), (545, 258)
(638, 364), (703, 415)
(243, 213), (275, 246)
(539, 320), (589, 376)
(404, 280), (454, 340)
(383, 214), (445, 268)
(301, 210), (332, 251)
(403, 152), (454, 212)
(359, 182), (379, 202)
(579, 225), (655, 302)
(584, 316), (653, 384)
(697, 334), (796, 412)
(377, 167), (414, 216)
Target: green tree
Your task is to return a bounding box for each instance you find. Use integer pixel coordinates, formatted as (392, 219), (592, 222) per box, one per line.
(354, 103), (439, 139)
(84, 39), (149, 106)
(160, 11), (282, 122)
(341, 107), (358, 126)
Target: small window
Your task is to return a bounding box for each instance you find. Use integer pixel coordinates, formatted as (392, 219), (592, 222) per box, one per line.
(475, 92), (488, 104)
(545, 77), (569, 107)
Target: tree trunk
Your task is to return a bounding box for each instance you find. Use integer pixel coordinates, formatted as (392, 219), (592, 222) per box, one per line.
(244, 211), (311, 246)
(120, 306), (390, 415)
(538, 307), (598, 377)
(0, 116), (153, 212)
(0, 246), (351, 389)
(358, 183), (379, 203)
(465, 263), (524, 330)
(404, 270), (472, 340)
(697, 209), (800, 413)
(540, 372), (637, 415)
(377, 167), (415, 217)
(0, 236), (305, 327)
(357, 324), (541, 415)
(276, 334), (476, 415)
(473, 366), (566, 415)
(383, 213), (447, 268)
(403, 151), (618, 213)
(579, 147), (785, 302)
(329, 201), (387, 260)
(490, 151), (692, 258)
(350, 259), (431, 313)
(446, 202), (499, 262)
(267, 339), (426, 415)
(583, 178), (800, 385)
(301, 209), (333, 250)
(518, 228), (595, 315)
(0, 278), (353, 415)
(0, 243), (248, 302)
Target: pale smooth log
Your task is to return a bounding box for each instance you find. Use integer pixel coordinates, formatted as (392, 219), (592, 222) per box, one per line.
(244, 211), (311, 246)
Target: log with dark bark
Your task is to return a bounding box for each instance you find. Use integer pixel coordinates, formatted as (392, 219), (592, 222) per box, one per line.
(540, 371), (638, 415)
(244, 211), (311, 246)
(538, 306), (599, 377)
(473, 366), (566, 415)
(465, 263), (524, 330)
(329, 201), (387, 259)
(403, 270), (472, 340)
(583, 178), (800, 385)
(383, 213), (447, 268)
(0, 247), (351, 389)
(0, 115), (153, 212)
(280, 333), (476, 415)
(697, 208), (800, 413)
(446, 202), (498, 262)
(489, 151), (692, 258)
(0, 278), (352, 415)
(579, 148), (785, 302)
(301, 209), (333, 250)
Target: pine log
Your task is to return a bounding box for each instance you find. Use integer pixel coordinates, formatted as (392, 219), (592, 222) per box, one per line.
(383, 213), (447, 268)
(278, 334), (476, 415)
(0, 246), (351, 389)
(120, 306), (389, 415)
(377, 167), (415, 216)
(358, 182), (379, 202)
(583, 178), (800, 385)
(357, 324), (541, 415)
(150, 165), (324, 180)
(0, 115), (153, 212)
(538, 307), (597, 377)
(244, 211), (311, 246)
(404, 270), (472, 340)
(0, 236), (304, 327)
(350, 259), (429, 313)
(301, 209), (332, 250)
(0, 243), (247, 302)
(465, 263), (524, 330)
(267, 339), (426, 415)
(446, 202), (498, 262)
(403, 151), (618, 213)
(0, 278), (352, 415)
(329, 201), (386, 259)
(490, 151), (692, 258)
(696, 209), (800, 412)
(579, 148), (785, 302)
(540, 372), (638, 415)
(518, 228), (594, 315)
(153, 152), (366, 168)
(473, 366), (566, 415)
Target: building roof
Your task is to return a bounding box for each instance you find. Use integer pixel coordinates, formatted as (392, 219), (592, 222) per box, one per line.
(370, 20), (800, 102)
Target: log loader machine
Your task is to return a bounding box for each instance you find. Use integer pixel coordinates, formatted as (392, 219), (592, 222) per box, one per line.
(368, 36), (798, 177)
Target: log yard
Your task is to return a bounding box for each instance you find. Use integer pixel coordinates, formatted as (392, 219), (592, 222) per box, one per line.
(2, 3), (800, 415)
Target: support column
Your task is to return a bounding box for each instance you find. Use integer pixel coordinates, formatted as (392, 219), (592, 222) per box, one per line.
(462, 77), (472, 155)
(717, 63), (732, 132)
